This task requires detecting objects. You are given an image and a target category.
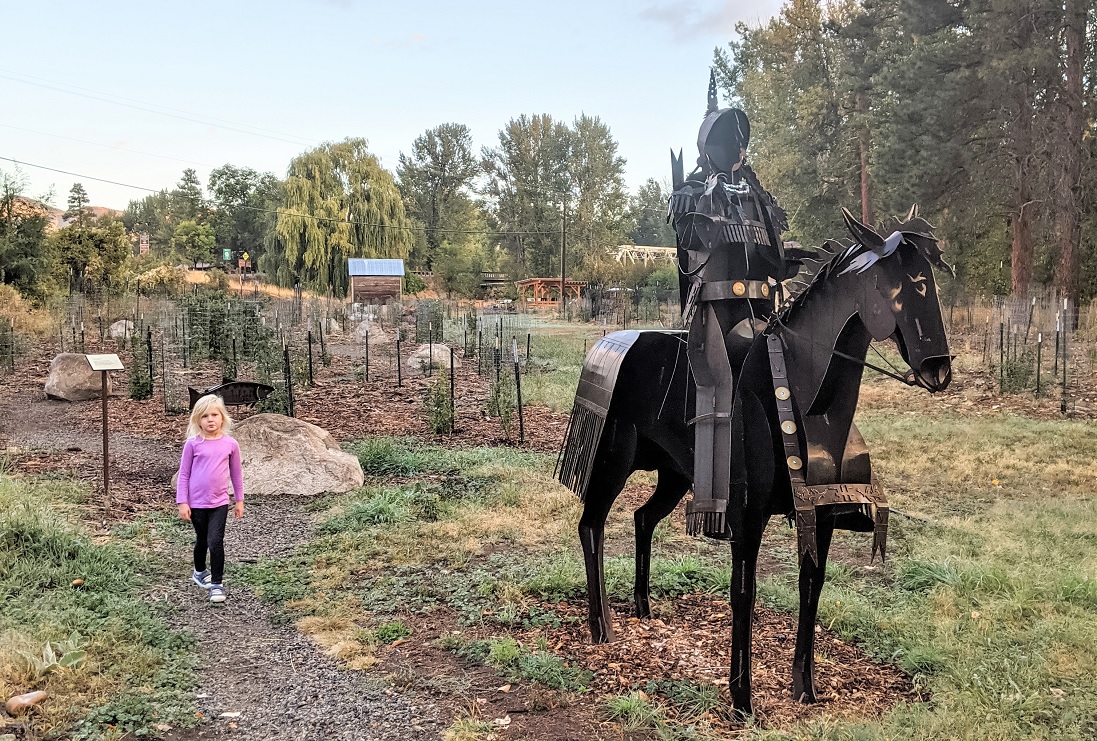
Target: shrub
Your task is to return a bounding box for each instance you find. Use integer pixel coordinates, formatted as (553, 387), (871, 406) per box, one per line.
(127, 327), (152, 400)
(425, 369), (454, 434)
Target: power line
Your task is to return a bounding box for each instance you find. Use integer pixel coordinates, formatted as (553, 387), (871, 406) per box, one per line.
(0, 122), (219, 169)
(0, 69), (406, 164)
(0, 70), (317, 147)
(1, 156), (565, 238)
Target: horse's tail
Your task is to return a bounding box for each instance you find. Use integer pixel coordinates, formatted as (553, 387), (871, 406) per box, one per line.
(554, 398), (607, 501)
(554, 331), (643, 500)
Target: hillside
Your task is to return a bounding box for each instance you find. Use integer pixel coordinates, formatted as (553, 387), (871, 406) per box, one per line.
(12, 196), (121, 230)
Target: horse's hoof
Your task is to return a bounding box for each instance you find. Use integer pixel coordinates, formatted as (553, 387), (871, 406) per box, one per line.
(729, 703), (754, 722)
(589, 628), (615, 644)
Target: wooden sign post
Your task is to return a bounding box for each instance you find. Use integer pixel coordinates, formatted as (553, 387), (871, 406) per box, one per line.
(86, 354), (124, 504)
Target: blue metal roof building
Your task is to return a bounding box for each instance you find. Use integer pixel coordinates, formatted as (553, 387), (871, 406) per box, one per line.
(347, 258), (405, 277)
(347, 258), (405, 302)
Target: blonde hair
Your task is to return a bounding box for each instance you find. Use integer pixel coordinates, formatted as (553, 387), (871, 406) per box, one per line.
(187, 394), (233, 438)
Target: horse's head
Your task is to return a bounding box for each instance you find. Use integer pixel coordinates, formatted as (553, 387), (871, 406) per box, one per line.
(841, 207), (953, 392)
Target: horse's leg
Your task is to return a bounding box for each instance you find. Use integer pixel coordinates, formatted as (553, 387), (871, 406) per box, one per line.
(633, 467), (690, 619)
(579, 424), (637, 644)
(791, 515), (835, 703)
(728, 516), (765, 717)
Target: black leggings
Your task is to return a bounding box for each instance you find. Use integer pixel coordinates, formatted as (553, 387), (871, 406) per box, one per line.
(191, 505), (229, 584)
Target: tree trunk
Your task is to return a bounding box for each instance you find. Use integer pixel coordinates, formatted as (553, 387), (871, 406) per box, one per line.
(1053, 0), (1085, 312)
(1008, 1), (1035, 299)
(857, 90), (873, 225)
(1010, 183), (1033, 296)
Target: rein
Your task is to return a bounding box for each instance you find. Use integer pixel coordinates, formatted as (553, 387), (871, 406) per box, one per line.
(770, 314), (917, 387)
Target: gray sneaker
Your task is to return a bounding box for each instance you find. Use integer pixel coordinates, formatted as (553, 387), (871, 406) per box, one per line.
(209, 584), (226, 604)
(192, 570), (212, 589)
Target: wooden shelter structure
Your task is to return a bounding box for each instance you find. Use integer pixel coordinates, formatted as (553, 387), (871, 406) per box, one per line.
(515, 278), (586, 307)
(348, 258), (404, 303)
(612, 245), (677, 264)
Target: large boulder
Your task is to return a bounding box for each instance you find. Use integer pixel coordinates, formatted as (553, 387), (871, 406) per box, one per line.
(108, 319), (134, 339)
(324, 318), (343, 336)
(354, 322), (391, 346)
(44, 353), (111, 401)
(407, 343), (460, 371)
(233, 414), (363, 497)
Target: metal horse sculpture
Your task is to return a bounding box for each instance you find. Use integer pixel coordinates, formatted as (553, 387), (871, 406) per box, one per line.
(556, 208), (953, 715)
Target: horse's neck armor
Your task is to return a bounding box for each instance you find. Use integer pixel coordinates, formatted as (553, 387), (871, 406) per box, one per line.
(765, 333), (889, 567)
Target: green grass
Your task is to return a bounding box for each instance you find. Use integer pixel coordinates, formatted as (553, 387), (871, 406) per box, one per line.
(254, 410), (1097, 739)
(522, 553), (730, 602)
(606, 691), (663, 731)
(373, 620), (411, 643)
(0, 472), (197, 740)
(747, 409), (1097, 740)
(520, 332), (599, 411)
(451, 635), (593, 692)
(348, 436), (544, 476)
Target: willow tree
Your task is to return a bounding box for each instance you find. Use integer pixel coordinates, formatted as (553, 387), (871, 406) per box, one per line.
(269, 138), (412, 296)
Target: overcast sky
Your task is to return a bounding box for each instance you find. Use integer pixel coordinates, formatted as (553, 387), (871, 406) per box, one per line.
(2, 0), (782, 210)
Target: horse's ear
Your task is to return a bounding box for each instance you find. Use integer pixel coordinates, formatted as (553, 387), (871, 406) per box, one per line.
(842, 207), (885, 251)
(904, 233), (956, 277)
(906, 204), (919, 222)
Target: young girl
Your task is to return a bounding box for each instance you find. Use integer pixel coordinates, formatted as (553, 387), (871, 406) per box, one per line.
(176, 394), (244, 604)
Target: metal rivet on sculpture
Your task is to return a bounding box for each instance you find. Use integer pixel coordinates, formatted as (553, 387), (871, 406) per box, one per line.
(556, 74), (953, 716)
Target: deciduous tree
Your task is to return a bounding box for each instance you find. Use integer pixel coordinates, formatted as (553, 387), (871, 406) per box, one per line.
(626, 178), (675, 247)
(52, 215), (131, 290)
(482, 114), (571, 277)
(0, 168), (52, 298)
(397, 123), (482, 271)
(268, 138), (412, 296)
(208, 165), (280, 264)
(171, 220), (216, 268)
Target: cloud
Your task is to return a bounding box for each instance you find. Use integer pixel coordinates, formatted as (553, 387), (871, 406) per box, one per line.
(639, 0), (782, 42)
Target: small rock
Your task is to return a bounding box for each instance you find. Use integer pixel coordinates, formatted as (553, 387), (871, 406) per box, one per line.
(5, 690), (48, 715)
(219, 711), (241, 718)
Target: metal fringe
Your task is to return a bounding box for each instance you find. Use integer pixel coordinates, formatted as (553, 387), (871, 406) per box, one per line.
(685, 510), (727, 538)
(722, 222), (771, 247)
(554, 403), (606, 502)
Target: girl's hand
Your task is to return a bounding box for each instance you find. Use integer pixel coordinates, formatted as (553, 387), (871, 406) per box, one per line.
(234, 501), (245, 520)
(177, 503), (191, 521)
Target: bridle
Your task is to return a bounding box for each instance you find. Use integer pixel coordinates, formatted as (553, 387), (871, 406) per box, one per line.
(769, 312), (919, 387)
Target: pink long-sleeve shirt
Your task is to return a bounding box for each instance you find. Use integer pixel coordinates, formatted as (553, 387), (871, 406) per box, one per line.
(175, 435), (244, 508)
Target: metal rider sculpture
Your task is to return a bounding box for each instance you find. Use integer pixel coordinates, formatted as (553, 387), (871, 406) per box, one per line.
(555, 74), (954, 715)
(669, 72), (799, 539)
(557, 204), (953, 714)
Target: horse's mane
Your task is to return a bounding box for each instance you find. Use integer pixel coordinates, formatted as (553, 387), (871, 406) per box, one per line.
(776, 213), (940, 323)
(776, 239), (856, 323)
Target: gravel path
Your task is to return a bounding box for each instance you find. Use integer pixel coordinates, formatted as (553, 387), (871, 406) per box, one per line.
(159, 494), (442, 741)
(1, 388), (444, 741)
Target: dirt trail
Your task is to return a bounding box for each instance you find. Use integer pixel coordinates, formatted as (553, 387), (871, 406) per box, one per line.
(1, 385), (442, 741)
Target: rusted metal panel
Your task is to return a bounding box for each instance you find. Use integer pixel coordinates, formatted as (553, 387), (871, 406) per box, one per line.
(189, 381), (275, 409)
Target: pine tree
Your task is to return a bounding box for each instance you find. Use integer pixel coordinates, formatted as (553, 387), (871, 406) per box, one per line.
(65, 182), (91, 227)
